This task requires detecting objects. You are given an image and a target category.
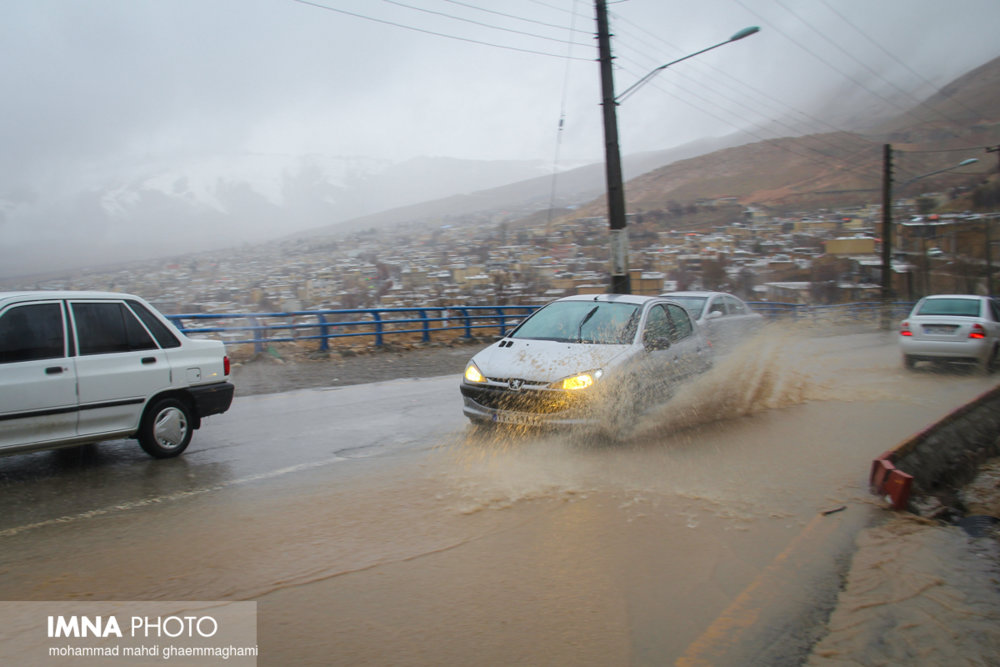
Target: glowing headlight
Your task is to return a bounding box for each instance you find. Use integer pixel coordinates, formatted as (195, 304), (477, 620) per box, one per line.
(464, 363), (485, 383)
(556, 369), (602, 391)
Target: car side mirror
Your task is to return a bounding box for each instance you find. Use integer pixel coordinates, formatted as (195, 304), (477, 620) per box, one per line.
(706, 311), (723, 320)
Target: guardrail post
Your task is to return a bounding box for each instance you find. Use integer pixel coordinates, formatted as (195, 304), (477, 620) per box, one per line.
(371, 311), (383, 347)
(317, 313), (330, 352)
(457, 308), (472, 338)
(417, 309), (431, 343)
(249, 316), (264, 354)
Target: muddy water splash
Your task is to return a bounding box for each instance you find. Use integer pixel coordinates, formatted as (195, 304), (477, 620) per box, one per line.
(633, 328), (816, 439)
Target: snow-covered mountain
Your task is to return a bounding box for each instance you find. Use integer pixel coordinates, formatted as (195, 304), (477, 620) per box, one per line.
(0, 153), (563, 278)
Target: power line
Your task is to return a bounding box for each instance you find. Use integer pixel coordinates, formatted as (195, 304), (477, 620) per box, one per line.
(441, 0), (592, 37)
(382, 0), (591, 49)
(815, 0), (989, 122)
(730, 0), (965, 140)
(771, 0), (972, 131)
(291, 0), (593, 61)
(608, 10), (882, 147)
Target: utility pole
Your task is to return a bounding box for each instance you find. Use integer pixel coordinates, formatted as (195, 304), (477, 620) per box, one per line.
(987, 145), (1000, 172)
(880, 144), (894, 328)
(595, 0), (630, 294)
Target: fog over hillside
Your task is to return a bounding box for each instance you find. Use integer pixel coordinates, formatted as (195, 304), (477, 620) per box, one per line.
(2, 1), (999, 279)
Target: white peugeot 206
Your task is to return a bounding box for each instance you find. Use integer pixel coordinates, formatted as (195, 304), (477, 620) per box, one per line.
(460, 293), (713, 435)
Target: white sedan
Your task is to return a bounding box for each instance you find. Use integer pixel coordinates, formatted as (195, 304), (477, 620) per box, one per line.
(660, 291), (763, 348)
(460, 294), (713, 433)
(900, 294), (1000, 372)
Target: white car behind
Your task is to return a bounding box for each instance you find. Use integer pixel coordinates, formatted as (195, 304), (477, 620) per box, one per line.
(899, 294), (1000, 373)
(660, 291), (763, 348)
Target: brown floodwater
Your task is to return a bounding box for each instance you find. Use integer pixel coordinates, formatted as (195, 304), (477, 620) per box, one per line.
(1, 327), (997, 665)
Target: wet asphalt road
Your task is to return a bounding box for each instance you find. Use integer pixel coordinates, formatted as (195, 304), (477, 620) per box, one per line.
(1, 330), (997, 665)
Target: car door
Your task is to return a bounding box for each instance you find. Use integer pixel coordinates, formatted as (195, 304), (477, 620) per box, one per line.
(663, 303), (708, 377)
(0, 300), (79, 451)
(70, 299), (172, 439)
(701, 294), (728, 341)
(637, 303), (705, 403)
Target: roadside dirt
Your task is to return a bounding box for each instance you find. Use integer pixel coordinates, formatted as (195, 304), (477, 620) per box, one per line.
(230, 341), (478, 396)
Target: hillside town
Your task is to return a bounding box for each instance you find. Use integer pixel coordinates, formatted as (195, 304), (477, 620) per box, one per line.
(2, 190), (997, 318)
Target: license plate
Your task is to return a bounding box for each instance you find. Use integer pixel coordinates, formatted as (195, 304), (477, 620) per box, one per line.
(922, 324), (957, 335)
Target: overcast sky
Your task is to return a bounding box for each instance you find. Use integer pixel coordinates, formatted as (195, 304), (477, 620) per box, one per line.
(3, 0), (999, 193)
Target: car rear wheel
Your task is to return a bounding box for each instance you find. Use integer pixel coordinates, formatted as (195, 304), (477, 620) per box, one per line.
(983, 345), (999, 375)
(903, 355), (917, 370)
(138, 398), (193, 458)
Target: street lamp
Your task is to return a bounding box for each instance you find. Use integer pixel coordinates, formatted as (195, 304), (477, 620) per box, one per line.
(595, 0), (759, 294)
(616, 26), (760, 104)
(898, 158), (979, 190)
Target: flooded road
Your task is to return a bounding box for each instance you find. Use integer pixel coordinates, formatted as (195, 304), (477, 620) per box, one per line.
(1, 328), (997, 665)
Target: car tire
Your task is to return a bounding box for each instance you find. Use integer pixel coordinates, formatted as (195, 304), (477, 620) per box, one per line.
(983, 345), (999, 375)
(138, 397), (193, 458)
(903, 355), (917, 370)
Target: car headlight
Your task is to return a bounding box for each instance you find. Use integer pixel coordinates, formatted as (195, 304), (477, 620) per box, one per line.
(464, 363), (485, 383)
(552, 369), (603, 391)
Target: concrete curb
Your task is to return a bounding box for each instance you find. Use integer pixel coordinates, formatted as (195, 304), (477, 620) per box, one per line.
(870, 382), (1000, 510)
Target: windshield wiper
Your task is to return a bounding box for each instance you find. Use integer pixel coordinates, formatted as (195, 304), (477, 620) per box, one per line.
(577, 306), (599, 342)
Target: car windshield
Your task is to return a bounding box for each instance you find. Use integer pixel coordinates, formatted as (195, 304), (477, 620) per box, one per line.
(664, 295), (708, 318)
(916, 298), (981, 318)
(511, 300), (639, 344)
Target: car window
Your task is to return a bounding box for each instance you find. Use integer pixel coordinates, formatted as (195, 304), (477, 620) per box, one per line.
(0, 303), (65, 363)
(990, 299), (1000, 322)
(664, 296), (707, 318)
(72, 301), (158, 355)
(127, 300), (181, 349)
(643, 305), (671, 344)
(916, 298), (981, 317)
(726, 296), (747, 315)
(665, 304), (693, 342)
(512, 300), (638, 344)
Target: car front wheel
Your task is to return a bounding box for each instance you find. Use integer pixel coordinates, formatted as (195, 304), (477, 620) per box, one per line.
(138, 398), (193, 458)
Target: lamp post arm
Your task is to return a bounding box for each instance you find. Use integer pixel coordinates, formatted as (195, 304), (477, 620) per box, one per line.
(616, 26), (759, 104)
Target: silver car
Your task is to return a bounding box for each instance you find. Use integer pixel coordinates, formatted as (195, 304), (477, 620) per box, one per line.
(899, 294), (1000, 372)
(460, 294), (713, 431)
(660, 291), (763, 348)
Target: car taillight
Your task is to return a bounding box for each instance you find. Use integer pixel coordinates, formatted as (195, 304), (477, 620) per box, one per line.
(900, 321), (912, 337)
(969, 324), (986, 339)
(224, 355), (231, 375)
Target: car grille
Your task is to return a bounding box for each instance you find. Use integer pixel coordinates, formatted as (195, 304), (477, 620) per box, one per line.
(461, 383), (585, 415)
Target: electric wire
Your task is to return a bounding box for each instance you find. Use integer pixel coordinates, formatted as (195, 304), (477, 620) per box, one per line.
(731, 0), (967, 140)
(546, 0), (583, 227)
(772, 0), (975, 130)
(608, 9), (883, 146)
(815, 0), (990, 122)
(381, 0), (591, 49)
(291, 0), (593, 61)
(441, 0), (592, 37)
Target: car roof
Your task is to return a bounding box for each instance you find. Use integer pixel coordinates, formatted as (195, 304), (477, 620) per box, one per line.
(920, 294), (987, 300)
(554, 293), (663, 305)
(0, 290), (142, 306)
(661, 291), (725, 298)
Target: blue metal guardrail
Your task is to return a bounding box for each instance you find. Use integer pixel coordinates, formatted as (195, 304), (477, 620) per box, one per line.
(166, 301), (915, 354)
(166, 305), (539, 354)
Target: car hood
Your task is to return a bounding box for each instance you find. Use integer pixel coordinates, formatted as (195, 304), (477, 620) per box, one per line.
(470, 339), (632, 382)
